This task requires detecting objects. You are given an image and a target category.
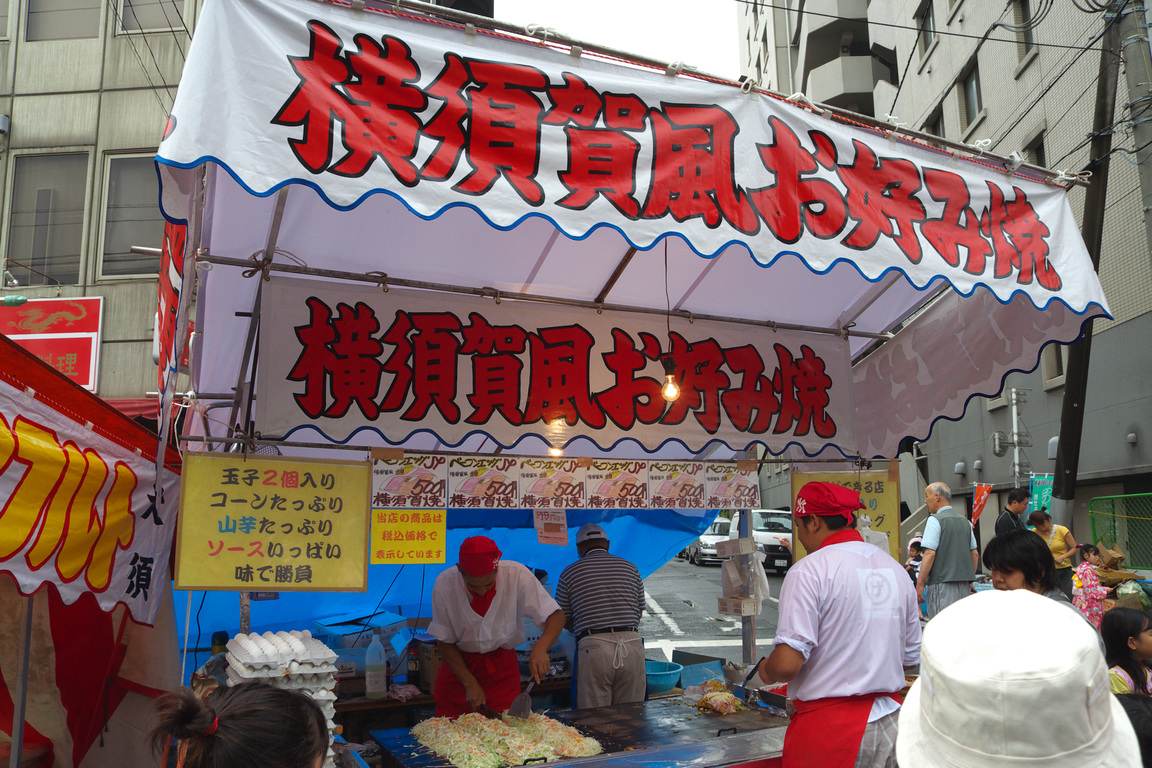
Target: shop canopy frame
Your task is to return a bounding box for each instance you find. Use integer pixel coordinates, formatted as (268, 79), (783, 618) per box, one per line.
(155, 0), (1110, 466)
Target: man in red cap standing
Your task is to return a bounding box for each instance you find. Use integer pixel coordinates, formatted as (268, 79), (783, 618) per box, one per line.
(428, 536), (565, 718)
(754, 482), (921, 768)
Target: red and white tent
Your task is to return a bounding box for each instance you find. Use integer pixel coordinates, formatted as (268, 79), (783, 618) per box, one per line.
(156, 0), (1108, 463)
(0, 336), (182, 768)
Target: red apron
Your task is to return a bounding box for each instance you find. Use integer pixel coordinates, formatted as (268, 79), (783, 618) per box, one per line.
(433, 646), (520, 718)
(782, 692), (901, 768)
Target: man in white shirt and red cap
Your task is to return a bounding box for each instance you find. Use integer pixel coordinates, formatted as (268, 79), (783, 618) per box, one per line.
(428, 536), (565, 718)
(754, 482), (921, 768)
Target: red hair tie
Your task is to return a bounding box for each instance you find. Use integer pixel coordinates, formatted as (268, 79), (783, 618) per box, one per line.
(205, 717), (218, 735)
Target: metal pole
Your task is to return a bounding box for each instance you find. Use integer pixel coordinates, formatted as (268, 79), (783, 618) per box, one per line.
(9, 595), (33, 768)
(739, 509), (756, 665)
(1051, 3), (1125, 529)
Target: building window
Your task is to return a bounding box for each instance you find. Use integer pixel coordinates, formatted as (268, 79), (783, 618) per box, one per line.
(0, 1), (9, 40)
(960, 66), (982, 128)
(119, 0), (184, 32)
(1041, 344), (1067, 389)
(101, 155), (165, 278)
(917, 3), (935, 55)
(26, 0), (99, 41)
(1015, 0), (1035, 56)
(1027, 136), (1046, 167)
(6, 154), (88, 287)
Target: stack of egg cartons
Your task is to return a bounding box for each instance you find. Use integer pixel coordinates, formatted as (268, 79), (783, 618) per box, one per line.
(226, 630), (339, 767)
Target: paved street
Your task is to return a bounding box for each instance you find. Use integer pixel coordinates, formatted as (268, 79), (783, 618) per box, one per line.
(638, 556), (786, 668)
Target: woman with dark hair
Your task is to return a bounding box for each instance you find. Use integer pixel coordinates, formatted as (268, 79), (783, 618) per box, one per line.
(150, 681), (328, 768)
(1028, 509), (1078, 599)
(982, 528), (1061, 597)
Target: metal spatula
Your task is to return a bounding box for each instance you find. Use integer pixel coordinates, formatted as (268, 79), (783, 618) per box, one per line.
(508, 680), (535, 719)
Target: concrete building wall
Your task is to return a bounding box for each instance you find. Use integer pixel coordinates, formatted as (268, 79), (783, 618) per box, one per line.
(739, 1), (1152, 542)
(0, 0), (200, 400)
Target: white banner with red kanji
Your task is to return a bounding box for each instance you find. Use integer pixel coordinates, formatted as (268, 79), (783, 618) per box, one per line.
(0, 364), (180, 624)
(158, 0), (1107, 316)
(257, 276), (854, 454)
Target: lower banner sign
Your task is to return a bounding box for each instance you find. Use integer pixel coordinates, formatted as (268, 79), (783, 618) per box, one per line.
(257, 277), (855, 456)
(791, 464), (901, 562)
(175, 453), (371, 591)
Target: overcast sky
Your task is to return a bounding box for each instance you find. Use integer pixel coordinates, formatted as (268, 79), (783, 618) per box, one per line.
(494, 0), (741, 81)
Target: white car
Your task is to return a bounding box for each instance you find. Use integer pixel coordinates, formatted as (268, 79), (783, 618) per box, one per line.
(686, 518), (732, 566)
(730, 509), (793, 574)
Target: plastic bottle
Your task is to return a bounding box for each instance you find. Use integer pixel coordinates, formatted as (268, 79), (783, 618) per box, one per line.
(366, 635), (388, 699)
(407, 644), (420, 687)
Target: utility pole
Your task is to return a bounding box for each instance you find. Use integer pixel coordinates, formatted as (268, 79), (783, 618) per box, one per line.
(1122, 0), (1152, 266)
(1051, 1), (1133, 528)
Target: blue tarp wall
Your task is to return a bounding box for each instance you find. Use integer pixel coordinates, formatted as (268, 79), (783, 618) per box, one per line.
(177, 507), (718, 666)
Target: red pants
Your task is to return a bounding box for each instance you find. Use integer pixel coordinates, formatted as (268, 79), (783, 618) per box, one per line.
(433, 647), (520, 718)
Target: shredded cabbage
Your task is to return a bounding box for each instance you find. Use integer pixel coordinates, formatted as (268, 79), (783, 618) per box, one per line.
(411, 711), (602, 767)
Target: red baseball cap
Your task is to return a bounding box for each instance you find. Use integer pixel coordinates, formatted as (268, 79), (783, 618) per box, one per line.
(794, 482), (865, 523)
(457, 536), (502, 576)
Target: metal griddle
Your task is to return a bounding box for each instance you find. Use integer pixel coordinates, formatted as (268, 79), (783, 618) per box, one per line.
(373, 696), (787, 768)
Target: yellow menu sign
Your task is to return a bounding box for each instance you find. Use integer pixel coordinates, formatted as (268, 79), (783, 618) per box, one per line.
(791, 463), (901, 563)
(175, 454), (371, 591)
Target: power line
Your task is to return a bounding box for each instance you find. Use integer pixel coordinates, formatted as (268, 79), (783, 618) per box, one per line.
(102, 0), (171, 117)
(734, 0), (1114, 54)
(120, 0), (188, 62)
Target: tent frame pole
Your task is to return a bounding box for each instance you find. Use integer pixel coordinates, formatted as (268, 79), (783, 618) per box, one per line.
(195, 253), (895, 342)
(9, 595), (32, 768)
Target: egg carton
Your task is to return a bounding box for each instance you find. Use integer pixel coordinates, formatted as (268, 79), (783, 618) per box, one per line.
(227, 630), (336, 669)
(226, 666), (337, 691)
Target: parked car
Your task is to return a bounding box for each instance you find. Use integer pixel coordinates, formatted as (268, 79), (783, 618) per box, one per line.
(730, 509), (793, 574)
(686, 518), (732, 566)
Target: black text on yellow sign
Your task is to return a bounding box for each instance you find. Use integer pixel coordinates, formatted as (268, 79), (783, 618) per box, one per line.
(175, 453), (371, 591)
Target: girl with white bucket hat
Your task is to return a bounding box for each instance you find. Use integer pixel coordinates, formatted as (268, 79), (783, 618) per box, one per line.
(897, 589), (1140, 766)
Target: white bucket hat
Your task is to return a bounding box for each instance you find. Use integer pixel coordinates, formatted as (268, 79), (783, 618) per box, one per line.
(897, 589), (1140, 767)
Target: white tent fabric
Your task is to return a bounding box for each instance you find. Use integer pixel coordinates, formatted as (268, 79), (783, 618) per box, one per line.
(157, 0), (1109, 459)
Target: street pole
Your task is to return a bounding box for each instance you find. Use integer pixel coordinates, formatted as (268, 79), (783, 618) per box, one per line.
(1051, 1), (1129, 528)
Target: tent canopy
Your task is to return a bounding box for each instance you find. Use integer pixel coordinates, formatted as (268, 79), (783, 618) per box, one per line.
(158, 0), (1108, 462)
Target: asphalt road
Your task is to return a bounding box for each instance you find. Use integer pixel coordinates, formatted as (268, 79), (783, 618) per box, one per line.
(638, 555), (786, 669)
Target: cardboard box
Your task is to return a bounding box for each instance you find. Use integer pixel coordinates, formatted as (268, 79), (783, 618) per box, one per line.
(716, 538), (756, 558)
(718, 596), (759, 616)
(418, 640), (442, 694)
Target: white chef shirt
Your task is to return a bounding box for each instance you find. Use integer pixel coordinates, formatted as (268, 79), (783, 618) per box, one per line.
(772, 539), (921, 720)
(428, 561), (561, 654)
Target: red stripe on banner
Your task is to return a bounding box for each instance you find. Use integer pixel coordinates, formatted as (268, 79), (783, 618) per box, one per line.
(0, 334), (180, 470)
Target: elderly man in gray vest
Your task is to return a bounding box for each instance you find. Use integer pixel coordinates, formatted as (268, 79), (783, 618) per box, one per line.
(915, 483), (978, 619)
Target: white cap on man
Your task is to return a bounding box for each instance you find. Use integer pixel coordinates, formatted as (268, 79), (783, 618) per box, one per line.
(575, 523), (607, 544)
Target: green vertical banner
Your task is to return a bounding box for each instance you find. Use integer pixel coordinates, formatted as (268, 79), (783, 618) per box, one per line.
(1030, 474), (1054, 515)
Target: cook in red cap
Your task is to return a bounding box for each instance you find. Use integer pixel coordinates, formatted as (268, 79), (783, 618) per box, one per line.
(793, 481), (866, 525)
(753, 480), (920, 768)
(457, 536), (502, 576)
(428, 536), (565, 719)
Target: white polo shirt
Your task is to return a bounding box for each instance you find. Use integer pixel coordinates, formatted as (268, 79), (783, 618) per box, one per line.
(428, 561), (561, 654)
(772, 538), (921, 720)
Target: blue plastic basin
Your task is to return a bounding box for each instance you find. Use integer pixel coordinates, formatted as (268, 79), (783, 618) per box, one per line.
(645, 659), (683, 694)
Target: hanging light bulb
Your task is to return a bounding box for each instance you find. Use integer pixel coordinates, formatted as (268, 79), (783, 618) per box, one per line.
(661, 356), (680, 403)
(548, 446), (563, 457)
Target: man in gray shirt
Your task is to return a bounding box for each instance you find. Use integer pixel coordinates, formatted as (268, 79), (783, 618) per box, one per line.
(916, 483), (978, 619)
(555, 523), (645, 709)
